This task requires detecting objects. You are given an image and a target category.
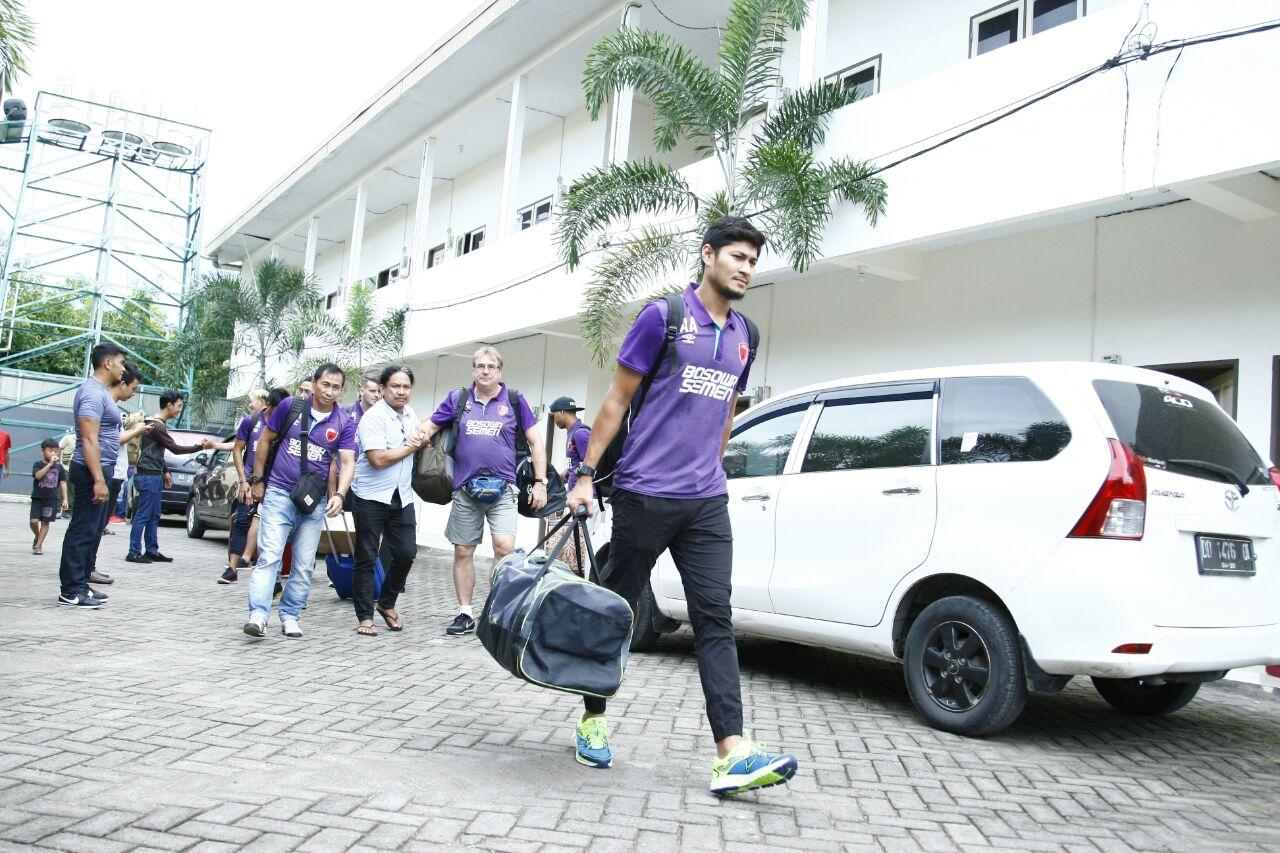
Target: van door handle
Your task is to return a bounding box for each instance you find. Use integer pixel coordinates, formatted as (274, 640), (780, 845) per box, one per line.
(740, 493), (771, 502)
(882, 486), (921, 495)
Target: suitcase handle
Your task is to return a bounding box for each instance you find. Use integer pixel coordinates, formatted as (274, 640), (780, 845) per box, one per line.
(321, 509), (354, 559)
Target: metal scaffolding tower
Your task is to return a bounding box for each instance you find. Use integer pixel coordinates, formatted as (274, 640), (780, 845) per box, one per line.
(0, 92), (209, 459)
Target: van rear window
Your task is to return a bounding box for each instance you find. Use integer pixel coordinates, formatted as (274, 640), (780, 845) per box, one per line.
(1092, 380), (1266, 486)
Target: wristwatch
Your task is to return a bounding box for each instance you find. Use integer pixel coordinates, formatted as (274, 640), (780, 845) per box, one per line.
(534, 478), (547, 485)
(576, 463), (597, 478)
(248, 475), (263, 485)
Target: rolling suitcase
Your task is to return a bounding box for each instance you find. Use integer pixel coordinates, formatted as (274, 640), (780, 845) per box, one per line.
(321, 513), (384, 600)
(478, 510), (633, 699)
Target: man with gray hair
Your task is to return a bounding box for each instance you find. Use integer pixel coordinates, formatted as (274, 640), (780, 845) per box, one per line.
(420, 345), (548, 635)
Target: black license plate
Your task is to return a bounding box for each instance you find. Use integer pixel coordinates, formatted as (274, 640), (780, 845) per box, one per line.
(1196, 535), (1256, 576)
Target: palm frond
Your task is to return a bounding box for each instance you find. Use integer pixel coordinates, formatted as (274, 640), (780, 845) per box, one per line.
(582, 27), (722, 154)
(580, 227), (695, 366)
(742, 140), (832, 271)
(757, 79), (860, 149)
(555, 159), (697, 269)
(718, 0), (806, 122)
(0, 0), (36, 96)
(823, 158), (888, 227)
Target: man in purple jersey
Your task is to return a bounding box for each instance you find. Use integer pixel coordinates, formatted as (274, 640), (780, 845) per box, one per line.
(420, 345), (548, 636)
(565, 217), (798, 796)
(218, 388), (288, 584)
(242, 364), (356, 639)
(549, 395), (595, 575)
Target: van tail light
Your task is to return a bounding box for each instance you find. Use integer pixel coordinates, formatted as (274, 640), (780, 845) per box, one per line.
(1269, 467), (1280, 489)
(1070, 439), (1146, 540)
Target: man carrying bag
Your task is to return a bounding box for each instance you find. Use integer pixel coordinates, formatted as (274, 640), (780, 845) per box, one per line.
(417, 346), (549, 636)
(242, 363), (356, 640)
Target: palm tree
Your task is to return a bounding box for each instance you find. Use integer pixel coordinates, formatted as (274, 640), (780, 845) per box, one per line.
(557, 0), (887, 364)
(185, 257), (322, 391)
(294, 279), (406, 385)
(0, 0), (34, 99)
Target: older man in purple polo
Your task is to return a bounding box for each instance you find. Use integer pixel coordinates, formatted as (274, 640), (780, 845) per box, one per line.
(420, 345), (548, 636)
(564, 216), (798, 796)
(242, 363), (356, 639)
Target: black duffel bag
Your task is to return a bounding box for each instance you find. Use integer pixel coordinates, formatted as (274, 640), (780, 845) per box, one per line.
(515, 457), (566, 518)
(478, 511), (632, 699)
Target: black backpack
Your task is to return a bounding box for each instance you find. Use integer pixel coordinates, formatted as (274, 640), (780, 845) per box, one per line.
(594, 293), (760, 497)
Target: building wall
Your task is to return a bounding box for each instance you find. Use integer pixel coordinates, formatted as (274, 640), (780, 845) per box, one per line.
(822, 0), (1130, 88)
(740, 200), (1279, 455)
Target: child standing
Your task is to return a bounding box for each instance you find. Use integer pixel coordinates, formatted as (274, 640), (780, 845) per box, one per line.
(31, 438), (68, 555)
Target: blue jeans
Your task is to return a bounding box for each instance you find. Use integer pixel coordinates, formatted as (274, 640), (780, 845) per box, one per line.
(58, 462), (107, 597)
(129, 474), (163, 556)
(247, 487), (326, 622)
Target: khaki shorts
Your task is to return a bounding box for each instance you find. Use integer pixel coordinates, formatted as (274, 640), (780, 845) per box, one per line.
(445, 485), (518, 546)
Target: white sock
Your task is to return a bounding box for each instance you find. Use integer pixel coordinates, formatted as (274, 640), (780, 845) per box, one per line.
(459, 604), (474, 618)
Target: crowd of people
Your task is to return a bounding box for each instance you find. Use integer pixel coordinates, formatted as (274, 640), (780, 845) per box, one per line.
(45, 215), (798, 796)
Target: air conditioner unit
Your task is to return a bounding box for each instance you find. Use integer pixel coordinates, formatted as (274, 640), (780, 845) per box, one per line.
(747, 385), (772, 403)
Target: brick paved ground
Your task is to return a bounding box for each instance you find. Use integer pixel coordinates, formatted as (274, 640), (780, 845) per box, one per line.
(2, 502), (1279, 852)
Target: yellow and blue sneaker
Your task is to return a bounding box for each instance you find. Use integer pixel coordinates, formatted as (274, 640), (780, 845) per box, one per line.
(574, 714), (612, 768)
(709, 737), (798, 796)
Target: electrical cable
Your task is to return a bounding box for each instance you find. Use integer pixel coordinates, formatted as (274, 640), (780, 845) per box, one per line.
(405, 17), (1280, 314)
(648, 0), (719, 32)
(1150, 46), (1185, 189)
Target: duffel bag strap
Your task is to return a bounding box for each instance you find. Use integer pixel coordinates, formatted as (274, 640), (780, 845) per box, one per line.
(532, 511), (574, 555)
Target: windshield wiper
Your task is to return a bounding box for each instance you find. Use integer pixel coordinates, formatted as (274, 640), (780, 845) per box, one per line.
(1166, 459), (1249, 495)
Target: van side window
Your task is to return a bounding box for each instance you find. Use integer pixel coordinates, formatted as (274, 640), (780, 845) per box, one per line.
(723, 404), (808, 480)
(801, 397), (933, 473)
(939, 377), (1071, 464)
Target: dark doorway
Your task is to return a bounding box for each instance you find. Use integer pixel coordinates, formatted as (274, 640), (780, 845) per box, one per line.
(1144, 359), (1238, 419)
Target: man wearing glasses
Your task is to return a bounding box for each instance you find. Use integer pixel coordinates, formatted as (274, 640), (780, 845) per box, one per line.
(419, 346), (548, 635)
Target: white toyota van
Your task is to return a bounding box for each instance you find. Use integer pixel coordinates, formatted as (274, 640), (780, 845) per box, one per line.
(615, 362), (1280, 736)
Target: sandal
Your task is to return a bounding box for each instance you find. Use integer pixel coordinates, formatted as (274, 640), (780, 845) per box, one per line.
(376, 605), (403, 631)
(356, 621), (378, 636)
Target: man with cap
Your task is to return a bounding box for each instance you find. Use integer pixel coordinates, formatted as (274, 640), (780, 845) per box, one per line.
(549, 395), (596, 575)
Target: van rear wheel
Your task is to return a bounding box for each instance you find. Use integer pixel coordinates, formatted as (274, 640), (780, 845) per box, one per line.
(1091, 677), (1199, 716)
(903, 595), (1026, 736)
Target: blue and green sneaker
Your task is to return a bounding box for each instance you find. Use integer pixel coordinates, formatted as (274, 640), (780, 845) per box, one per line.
(709, 737), (798, 795)
(574, 714), (612, 768)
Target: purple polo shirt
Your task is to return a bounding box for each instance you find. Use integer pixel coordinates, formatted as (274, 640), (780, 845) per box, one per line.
(431, 384), (535, 487)
(235, 412), (266, 472)
(264, 396), (357, 492)
(612, 284), (753, 499)
(565, 419), (590, 491)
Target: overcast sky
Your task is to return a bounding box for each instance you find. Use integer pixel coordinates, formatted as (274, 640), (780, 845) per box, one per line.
(20, 0), (475, 248)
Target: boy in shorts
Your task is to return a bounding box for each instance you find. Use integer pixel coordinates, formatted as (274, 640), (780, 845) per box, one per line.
(31, 438), (68, 554)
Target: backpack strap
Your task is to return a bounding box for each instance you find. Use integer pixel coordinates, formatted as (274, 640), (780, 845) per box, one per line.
(632, 292), (684, 417)
(260, 396), (307, 485)
(508, 386), (530, 459)
(738, 310), (761, 373)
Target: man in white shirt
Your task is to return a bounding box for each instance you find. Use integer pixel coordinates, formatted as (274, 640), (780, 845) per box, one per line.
(351, 365), (422, 635)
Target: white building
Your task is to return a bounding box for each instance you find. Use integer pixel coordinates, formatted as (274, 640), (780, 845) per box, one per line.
(209, 0), (1280, 551)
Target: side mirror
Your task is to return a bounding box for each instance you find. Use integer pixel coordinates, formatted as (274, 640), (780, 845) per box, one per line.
(194, 452), (209, 467)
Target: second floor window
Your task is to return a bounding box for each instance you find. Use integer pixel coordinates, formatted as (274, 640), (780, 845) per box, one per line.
(427, 244), (446, 269)
(458, 227), (485, 255)
(375, 265), (399, 289)
(971, 1), (1083, 57)
(826, 56), (880, 102)
(518, 198), (552, 230)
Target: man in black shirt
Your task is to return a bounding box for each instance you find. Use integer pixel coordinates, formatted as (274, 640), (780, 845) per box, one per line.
(30, 438), (67, 555)
(126, 390), (211, 563)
